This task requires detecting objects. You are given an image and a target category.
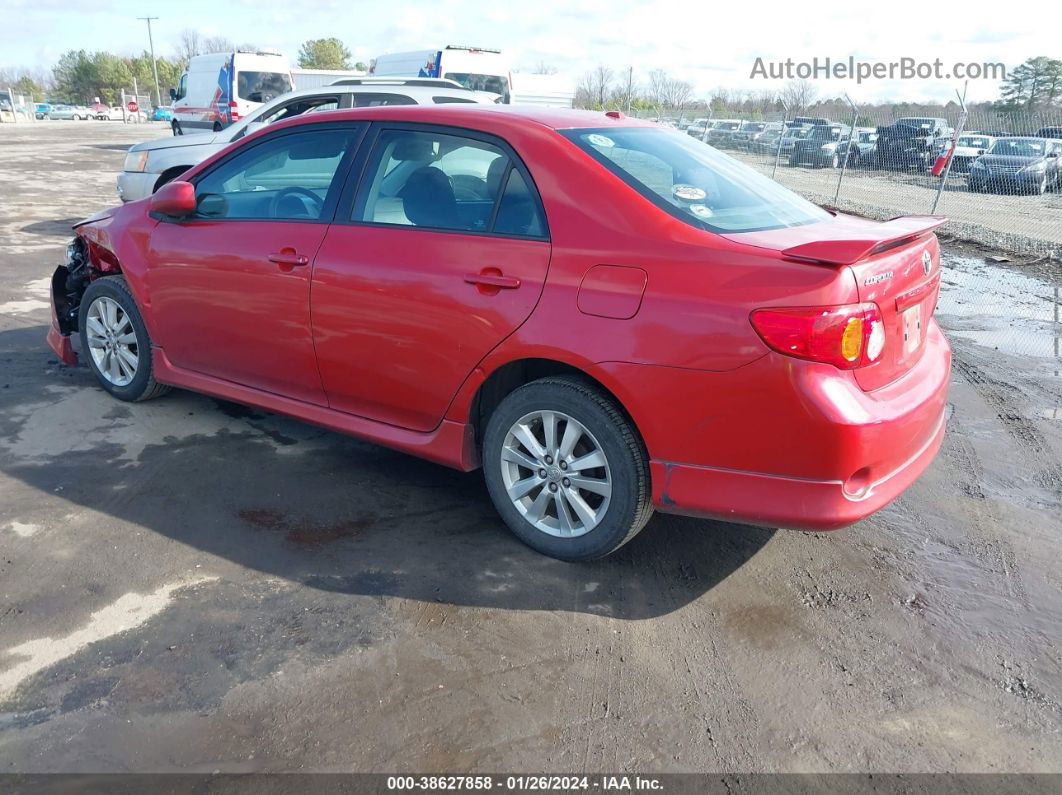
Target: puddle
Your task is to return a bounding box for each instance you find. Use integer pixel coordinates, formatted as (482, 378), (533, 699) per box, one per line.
(937, 254), (1061, 362)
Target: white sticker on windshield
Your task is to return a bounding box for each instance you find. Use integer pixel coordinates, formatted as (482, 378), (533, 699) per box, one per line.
(689, 204), (714, 218)
(587, 134), (615, 148)
(673, 184), (707, 201)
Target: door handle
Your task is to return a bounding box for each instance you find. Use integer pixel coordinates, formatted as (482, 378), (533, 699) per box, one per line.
(464, 271), (521, 289)
(268, 250), (309, 269)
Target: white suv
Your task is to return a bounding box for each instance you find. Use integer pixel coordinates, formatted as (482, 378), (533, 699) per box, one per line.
(117, 79), (493, 202)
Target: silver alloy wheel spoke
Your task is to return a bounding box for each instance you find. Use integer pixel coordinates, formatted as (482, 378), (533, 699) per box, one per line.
(500, 409), (612, 539)
(86, 296), (138, 387)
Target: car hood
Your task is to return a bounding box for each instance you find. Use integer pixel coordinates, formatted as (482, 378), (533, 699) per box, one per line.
(129, 131), (222, 152)
(978, 155), (1043, 167)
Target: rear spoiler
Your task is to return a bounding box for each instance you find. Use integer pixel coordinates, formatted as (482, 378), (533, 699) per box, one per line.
(782, 215), (947, 266)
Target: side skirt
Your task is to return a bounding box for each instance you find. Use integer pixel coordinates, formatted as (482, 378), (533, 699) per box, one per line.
(152, 347), (480, 472)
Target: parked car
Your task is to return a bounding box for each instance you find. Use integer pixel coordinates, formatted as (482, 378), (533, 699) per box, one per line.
(153, 106), (174, 122)
(948, 133), (995, 173)
(1034, 126), (1062, 141)
(705, 119), (743, 144)
(47, 104), (93, 120)
(118, 79), (492, 202)
(788, 116), (831, 128)
(777, 123), (813, 154)
(967, 137), (1061, 194)
(875, 117), (950, 170)
(35, 103), (52, 119)
(52, 106), (951, 561)
(789, 123), (849, 167)
(93, 105), (127, 121)
(728, 121), (769, 148)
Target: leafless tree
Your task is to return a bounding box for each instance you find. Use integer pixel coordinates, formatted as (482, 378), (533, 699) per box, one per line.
(175, 29), (202, 64)
(780, 79), (818, 114)
(533, 61), (558, 75)
(578, 65), (615, 109)
(646, 69), (693, 111)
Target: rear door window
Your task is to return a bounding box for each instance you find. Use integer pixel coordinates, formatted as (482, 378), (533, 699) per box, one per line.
(353, 128), (545, 237)
(236, 71), (293, 102)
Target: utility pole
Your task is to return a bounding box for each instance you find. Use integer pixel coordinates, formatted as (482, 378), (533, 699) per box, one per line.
(138, 16), (162, 108)
(625, 66), (633, 114)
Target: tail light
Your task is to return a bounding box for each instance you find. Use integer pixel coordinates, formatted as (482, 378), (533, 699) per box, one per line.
(229, 100), (240, 121)
(750, 303), (885, 370)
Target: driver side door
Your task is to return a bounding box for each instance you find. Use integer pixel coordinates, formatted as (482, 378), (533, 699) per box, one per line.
(146, 123), (364, 405)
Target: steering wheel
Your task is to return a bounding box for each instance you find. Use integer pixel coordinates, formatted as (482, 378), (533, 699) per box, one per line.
(269, 187), (323, 219)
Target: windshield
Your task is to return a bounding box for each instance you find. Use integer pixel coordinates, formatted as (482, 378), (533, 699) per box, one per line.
(237, 71), (293, 103)
(443, 72), (508, 97)
(741, 123), (766, 132)
(989, 138), (1046, 157)
(564, 127), (829, 234)
(897, 118), (935, 129)
(959, 136), (989, 148)
(859, 132), (878, 143)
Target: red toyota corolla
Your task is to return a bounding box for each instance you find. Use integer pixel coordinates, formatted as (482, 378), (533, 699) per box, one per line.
(47, 106), (950, 560)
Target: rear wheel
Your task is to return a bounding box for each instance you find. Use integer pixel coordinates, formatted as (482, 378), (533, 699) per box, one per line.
(212, 121), (223, 132)
(482, 377), (653, 561)
(79, 276), (170, 402)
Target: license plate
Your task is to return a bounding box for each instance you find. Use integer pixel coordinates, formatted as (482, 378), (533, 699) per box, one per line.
(901, 302), (923, 354)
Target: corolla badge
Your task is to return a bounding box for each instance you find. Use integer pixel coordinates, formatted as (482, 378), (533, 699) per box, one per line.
(922, 249), (933, 275)
(864, 271), (893, 286)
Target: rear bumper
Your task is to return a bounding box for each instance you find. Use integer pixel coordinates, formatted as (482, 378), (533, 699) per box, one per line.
(651, 407), (945, 530)
(635, 322), (951, 530)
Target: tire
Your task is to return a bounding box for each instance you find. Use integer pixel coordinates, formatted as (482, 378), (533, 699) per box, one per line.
(172, 121), (183, 136)
(212, 121), (223, 132)
(482, 376), (653, 561)
(78, 275), (170, 402)
(72, 114), (82, 121)
(830, 153), (840, 169)
(1036, 174), (1048, 195)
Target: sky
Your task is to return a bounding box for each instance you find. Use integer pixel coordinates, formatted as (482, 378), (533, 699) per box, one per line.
(2, 0), (1041, 104)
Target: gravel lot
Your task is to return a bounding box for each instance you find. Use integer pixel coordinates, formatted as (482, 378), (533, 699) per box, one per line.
(0, 121), (1060, 774)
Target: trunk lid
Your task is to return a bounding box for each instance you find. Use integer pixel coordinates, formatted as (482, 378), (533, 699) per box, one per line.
(726, 213), (946, 391)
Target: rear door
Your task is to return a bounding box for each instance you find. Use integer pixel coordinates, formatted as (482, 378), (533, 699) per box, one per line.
(311, 124), (551, 431)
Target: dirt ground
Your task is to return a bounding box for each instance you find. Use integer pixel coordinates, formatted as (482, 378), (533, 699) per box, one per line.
(0, 121), (1060, 774)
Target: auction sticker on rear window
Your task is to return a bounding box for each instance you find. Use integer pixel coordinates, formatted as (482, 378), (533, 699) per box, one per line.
(586, 134), (615, 148)
(673, 184), (707, 201)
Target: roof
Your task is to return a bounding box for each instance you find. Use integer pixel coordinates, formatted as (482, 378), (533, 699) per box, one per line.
(266, 104), (658, 134)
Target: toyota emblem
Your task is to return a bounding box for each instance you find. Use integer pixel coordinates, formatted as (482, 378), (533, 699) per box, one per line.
(921, 250), (932, 276)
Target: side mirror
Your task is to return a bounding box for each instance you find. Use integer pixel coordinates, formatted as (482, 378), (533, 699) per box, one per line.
(150, 180), (196, 218)
(976, 149), (985, 155)
(169, 87), (177, 101)
(1048, 151), (1059, 158)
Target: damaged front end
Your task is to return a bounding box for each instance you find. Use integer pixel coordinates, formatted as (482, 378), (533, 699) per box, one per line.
(47, 236), (91, 365)
(47, 207), (124, 366)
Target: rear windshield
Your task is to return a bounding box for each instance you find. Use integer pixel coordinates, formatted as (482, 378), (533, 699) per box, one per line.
(564, 127), (829, 234)
(237, 71), (293, 102)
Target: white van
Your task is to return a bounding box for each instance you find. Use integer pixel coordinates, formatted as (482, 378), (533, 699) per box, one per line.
(509, 73), (575, 108)
(170, 51), (293, 135)
(371, 46), (511, 102)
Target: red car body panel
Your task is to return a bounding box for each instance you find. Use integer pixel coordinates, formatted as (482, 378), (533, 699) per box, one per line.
(49, 105), (952, 531)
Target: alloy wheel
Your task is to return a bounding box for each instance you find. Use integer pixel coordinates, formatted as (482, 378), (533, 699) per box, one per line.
(500, 410), (612, 538)
(85, 296), (139, 387)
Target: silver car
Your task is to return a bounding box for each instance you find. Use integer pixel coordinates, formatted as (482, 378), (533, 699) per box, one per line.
(117, 79), (494, 202)
(47, 104), (93, 120)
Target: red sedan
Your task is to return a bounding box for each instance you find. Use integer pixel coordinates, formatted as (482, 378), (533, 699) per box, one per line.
(48, 106), (950, 560)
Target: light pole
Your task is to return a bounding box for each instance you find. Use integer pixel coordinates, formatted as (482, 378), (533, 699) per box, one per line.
(138, 16), (162, 108)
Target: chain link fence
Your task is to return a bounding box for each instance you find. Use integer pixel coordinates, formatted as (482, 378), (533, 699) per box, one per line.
(638, 107), (1062, 258)
(0, 88), (37, 123)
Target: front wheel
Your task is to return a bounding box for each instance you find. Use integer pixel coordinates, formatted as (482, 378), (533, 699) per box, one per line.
(79, 275), (170, 402)
(482, 377), (653, 561)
